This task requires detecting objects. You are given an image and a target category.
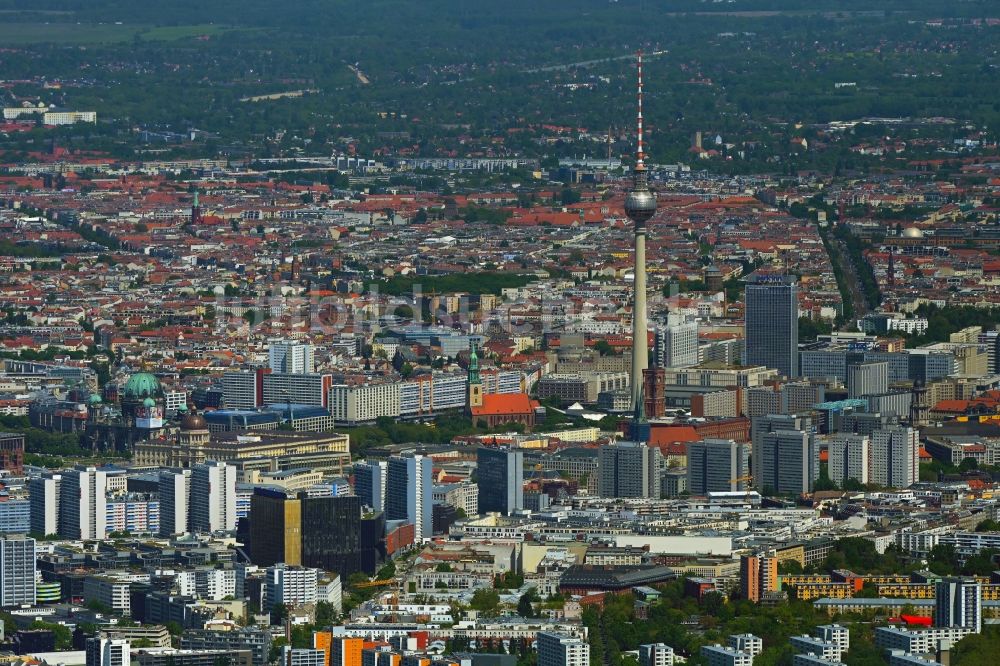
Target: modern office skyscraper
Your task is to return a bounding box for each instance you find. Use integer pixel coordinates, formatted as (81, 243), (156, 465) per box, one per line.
(847, 361), (889, 398)
(755, 430), (819, 494)
(751, 413), (814, 490)
(687, 439), (751, 495)
(745, 274), (799, 379)
(300, 494), (379, 576)
(268, 340), (315, 374)
(59, 466), (108, 540)
(654, 320), (699, 368)
(828, 434), (870, 487)
(935, 578), (982, 633)
(870, 427), (919, 488)
(598, 441), (661, 499)
(28, 473), (60, 537)
(250, 488), (303, 567)
(190, 461), (237, 533)
(476, 447), (524, 515)
(353, 461), (387, 513)
(249, 489), (384, 577)
(386, 455), (433, 541)
(0, 535), (36, 606)
(158, 469), (191, 537)
(538, 632), (590, 666)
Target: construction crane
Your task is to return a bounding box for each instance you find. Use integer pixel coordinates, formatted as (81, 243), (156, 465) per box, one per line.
(729, 475), (753, 486)
(351, 578), (395, 589)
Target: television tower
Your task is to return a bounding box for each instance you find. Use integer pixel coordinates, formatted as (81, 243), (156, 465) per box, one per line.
(624, 51), (657, 414)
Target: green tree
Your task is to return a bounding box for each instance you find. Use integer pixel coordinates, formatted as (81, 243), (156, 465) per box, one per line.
(469, 589), (501, 617)
(593, 339), (613, 356)
(315, 600), (337, 627)
(976, 519), (1000, 532)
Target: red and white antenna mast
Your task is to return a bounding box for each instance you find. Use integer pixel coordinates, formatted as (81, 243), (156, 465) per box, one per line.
(636, 50), (646, 173)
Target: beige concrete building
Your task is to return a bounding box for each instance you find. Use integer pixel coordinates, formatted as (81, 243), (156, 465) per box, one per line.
(134, 422), (349, 475)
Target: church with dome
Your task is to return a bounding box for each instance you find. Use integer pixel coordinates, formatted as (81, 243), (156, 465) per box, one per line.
(83, 369), (175, 451)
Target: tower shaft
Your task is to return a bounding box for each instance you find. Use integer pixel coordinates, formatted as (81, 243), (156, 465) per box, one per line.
(631, 229), (648, 409)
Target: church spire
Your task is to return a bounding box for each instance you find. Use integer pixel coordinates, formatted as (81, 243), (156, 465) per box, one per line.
(468, 340), (481, 385)
(467, 340), (483, 411)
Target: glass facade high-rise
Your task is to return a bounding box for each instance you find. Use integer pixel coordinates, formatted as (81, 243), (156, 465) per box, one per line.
(598, 441), (662, 499)
(386, 454), (433, 541)
(686, 439), (750, 495)
(353, 461), (386, 513)
(249, 489), (385, 577)
(476, 447), (523, 515)
(301, 494), (376, 576)
(756, 429), (819, 494)
(745, 275), (799, 379)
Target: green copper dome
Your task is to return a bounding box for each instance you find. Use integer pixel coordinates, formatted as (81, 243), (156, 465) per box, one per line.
(142, 397), (156, 408)
(88, 393), (103, 405)
(123, 372), (162, 400)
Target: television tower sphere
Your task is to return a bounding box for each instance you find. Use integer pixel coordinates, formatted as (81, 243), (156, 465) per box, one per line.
(625, 187), (657, 224)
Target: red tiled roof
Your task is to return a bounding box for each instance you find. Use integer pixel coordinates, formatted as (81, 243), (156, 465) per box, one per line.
(470, 393), (538, 417)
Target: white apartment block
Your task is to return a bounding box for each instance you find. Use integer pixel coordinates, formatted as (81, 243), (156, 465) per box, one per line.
(190, 461), (237, 533)
(792, 655), (845, 666)
(870, 428), (918, 488)
(222, 371), (261, 409)
(329, 383), (401, 424)
(828, 434), (869, 486)
(164, 390), (188, 414)
(86, 638), (130, 666)
(432, 481), (479, 517)
(158, 469), (191, 537)
(0, 535), (36, 606)
(29, 474), (60, 536)
(60, 466), (108, 540)
(538, 632), (590, 666)
(701, 645), (753, 666)
(83, 576), (133, 614)
(728, 635), (763, 657)
(282, 648), (326, 666)
(816, 625), (850, 654)
(169, 568), (237, 601)
(269, 341), (315, 374)
(262, 373), (329, 408)
(874, 626), (972, 654)
(266, 564), (320, 608)
(790, 636), (841, 662)
(639, 644), (674, 666)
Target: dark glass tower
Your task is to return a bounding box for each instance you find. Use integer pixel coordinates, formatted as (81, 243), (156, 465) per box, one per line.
(476, 446), (524, 515)
(744, 274), (799, 378)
